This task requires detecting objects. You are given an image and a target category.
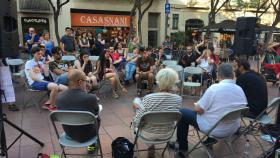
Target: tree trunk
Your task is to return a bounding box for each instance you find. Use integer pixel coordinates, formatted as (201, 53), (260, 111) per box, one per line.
(138, 17), (142, 44)
(207, 11), (216, 37)
(54, 12), (60, 44)
(127, 2), (137, 47)
(137, 0), (142, 44)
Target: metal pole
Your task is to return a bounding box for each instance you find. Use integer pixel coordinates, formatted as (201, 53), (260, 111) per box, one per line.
(164, 0), (169, 38)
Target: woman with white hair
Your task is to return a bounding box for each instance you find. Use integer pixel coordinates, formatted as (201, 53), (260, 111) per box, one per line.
(132, 68), (182, 157)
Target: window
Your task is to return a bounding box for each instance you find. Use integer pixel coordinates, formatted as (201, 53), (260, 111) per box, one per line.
(172, 14), (179, 30)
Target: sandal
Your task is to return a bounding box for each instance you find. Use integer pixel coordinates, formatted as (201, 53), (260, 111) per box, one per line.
(113, 91), (119, 99)
(121, 86), (127, 93)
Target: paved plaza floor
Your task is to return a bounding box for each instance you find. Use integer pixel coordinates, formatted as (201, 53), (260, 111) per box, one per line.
(1, 80), (279, 158)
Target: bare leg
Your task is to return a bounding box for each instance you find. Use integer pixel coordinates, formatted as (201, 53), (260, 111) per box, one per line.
(147, 72), (154, 90)
(47, 83), (59, 107)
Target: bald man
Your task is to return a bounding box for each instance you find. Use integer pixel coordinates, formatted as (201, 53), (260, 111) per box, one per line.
(55, 69), (99, 143)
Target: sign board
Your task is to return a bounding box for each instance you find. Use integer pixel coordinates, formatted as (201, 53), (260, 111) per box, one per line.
(21, 17), (49, 41)
(71, 13), (131, 27)
(165, 3), (170, 14)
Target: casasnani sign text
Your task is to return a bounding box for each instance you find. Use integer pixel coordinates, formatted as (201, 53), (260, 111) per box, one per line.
(71, 13), (130, 27)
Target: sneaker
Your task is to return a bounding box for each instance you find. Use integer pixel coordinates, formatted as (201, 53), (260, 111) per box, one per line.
(44, 100), (51, 105)
(8, 104), (19, 111)
(168, 142), (178, 150)
(48, 106), (57, 111)
(202, 137), (218, 146)
(175, 150), (188, 158)
(87, 144), (96, 154)
(42, 104), (50, 110)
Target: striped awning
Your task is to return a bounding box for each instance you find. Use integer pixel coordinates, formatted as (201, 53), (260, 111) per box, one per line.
(19, 0), (50, 12)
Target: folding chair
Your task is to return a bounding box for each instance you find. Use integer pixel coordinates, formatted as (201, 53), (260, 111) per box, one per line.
(133, 111), (182, 157)
(21, 70), (48, 112)
(182, 66), (203, 97)
(89, 55), (99, 62)
(49, 110), (103, 158)
(166, 65), (184, 95)
(5, 58), (24, 84)
(234, 97), (280, 154)
(96, 79), (111, 98)
(162, 60), (177, 67)
(62, 55), (76, 66)
(61, 55), (76, 62)
(187, 107), (249, 158)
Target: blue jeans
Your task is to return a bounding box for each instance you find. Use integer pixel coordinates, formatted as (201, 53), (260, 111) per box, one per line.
(125, 62), (136, 81)
(177, 108), (199, 151)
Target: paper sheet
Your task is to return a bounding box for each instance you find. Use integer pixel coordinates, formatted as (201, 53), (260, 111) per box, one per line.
(0, 66), (15, 103)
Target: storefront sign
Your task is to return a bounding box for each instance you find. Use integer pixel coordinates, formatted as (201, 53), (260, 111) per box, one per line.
(71, 13), (131, 27)
(21, 17), (50, 41)
(22, 17), (48, 24)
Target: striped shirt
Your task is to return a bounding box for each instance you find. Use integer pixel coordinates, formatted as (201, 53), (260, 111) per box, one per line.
(133, 92), (182, 127)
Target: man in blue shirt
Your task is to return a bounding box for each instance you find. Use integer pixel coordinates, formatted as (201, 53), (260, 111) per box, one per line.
(24, 27), (40, 59)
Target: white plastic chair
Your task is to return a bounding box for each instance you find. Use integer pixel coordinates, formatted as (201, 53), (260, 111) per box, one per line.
(61, 55), (76, 62)
(162, 60), (177, 67)
(165, 55), (172, 60)
(89, 55), (99, 62)
(5, 58), (24, 83)
(49, 110), (103, 158)
(133, 111), (182, 157)
(234, 97), (280, 154)
(187, 107), (249, 158)
(182, 66), (203, 96)
(167, 65), (184, 94)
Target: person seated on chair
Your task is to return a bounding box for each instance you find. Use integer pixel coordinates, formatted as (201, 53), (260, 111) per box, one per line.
(175, 64), (247, 158)
(178, 45), (198, 68)
(135, 47), (154, 94)
(24, 46), (67, 111)
(49, 47), (71, 85)
(94, 50), (127, 99)
(235, 59), (268, 119)
(74, 51), (98, 92)
(55, 69), (100, 153)
(132, 68), (182, 158)
(124, 47), (140, 85)
(156, 47), (167, 69)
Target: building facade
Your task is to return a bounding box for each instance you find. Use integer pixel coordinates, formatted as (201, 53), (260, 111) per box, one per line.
(16, 0), (277, 47)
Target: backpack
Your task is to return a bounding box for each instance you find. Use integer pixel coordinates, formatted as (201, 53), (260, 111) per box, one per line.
(111, 137), (134, 158)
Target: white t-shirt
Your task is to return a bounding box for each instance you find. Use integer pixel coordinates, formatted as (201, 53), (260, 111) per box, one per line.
(24, 59), (45, 85)
(198, 58), (212, 72)
(196, 79), (247, 138)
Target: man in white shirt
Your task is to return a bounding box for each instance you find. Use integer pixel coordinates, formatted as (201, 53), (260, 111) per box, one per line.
(24, 46), (67, 111)
(176, 63), (247, 157)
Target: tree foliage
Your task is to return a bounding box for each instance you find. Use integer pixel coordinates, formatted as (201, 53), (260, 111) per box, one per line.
(207, 0), (231, 36)
(265, 0), (280, 46)
(127, 0), (154, 45)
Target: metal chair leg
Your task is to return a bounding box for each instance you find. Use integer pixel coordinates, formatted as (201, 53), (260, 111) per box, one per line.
(98, 134), (103, 158)
(161, 142), (169, 157)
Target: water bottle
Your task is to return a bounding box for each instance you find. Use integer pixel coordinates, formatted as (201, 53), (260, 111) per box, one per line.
(244, 139), (250, 158)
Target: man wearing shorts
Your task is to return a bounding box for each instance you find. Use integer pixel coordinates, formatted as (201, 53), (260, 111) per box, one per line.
(24, 46), (67, 111)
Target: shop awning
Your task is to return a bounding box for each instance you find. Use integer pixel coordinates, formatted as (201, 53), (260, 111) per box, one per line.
(185, 19), (204, 28)
(200, 20), (280, 34)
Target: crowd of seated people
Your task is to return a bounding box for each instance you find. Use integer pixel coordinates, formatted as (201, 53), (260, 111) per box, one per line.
(19, 26), (276, 158)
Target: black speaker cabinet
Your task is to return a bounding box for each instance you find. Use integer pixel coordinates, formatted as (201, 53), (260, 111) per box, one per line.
(234, 17), (258, 56)
(0, 0), (19, 58)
